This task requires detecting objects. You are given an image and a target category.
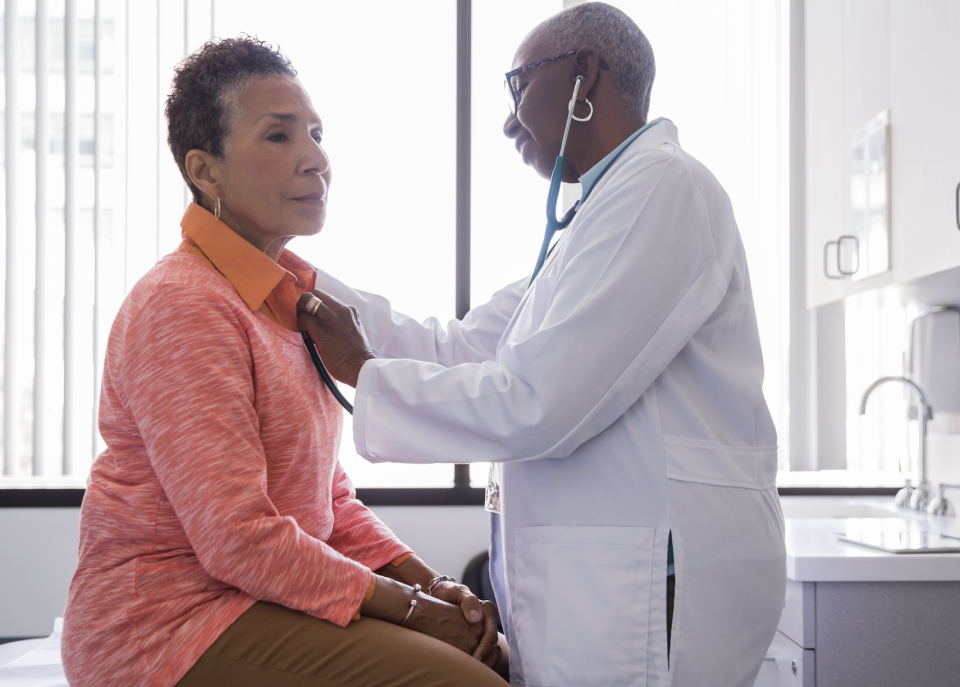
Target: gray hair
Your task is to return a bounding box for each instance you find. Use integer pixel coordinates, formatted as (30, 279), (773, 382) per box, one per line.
(526, 2), (655, 118)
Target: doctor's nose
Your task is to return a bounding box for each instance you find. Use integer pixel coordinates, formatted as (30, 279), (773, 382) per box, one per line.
(503, 111), (523, 140)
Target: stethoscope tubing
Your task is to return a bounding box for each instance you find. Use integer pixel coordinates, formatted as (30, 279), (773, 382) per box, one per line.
(529, 78), (585, 285)
(300, 329), (355, 414)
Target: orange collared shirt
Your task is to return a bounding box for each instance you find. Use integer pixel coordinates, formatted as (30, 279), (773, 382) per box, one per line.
(177, 202), (412, 607)
(177, 202), (317, 332)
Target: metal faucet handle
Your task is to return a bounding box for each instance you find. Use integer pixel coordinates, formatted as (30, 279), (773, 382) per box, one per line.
(927, 483), (960, 516)
(894, 479), (914, 509)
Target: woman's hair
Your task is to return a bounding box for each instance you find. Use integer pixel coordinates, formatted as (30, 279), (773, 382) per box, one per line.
(166, 36), (298, 203)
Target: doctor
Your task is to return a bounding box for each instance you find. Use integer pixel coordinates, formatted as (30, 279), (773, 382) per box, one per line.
(298, 3), (786, 686)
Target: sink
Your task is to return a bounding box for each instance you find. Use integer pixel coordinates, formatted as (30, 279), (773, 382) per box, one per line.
(781, 502), (899, 519)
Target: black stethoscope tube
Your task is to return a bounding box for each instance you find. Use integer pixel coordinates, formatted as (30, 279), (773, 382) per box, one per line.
(300, 329), (354, 415)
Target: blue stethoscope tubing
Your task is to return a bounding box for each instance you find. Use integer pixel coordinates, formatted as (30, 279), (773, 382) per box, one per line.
(529, 77), (584, 285)
(301, 329), (355, 414)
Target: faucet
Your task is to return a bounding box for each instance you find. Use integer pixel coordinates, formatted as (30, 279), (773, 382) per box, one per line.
(927, 483), (960, 516)
(860, 376), (933, 511)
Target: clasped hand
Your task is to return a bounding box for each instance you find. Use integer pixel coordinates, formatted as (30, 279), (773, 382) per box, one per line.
(412, 580), (501, 666)
(364, 575), (501, 668)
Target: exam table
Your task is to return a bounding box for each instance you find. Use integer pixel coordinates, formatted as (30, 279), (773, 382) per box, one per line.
(0, 618), (68, 687)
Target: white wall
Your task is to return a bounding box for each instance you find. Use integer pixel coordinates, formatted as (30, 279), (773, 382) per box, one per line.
(0, 505), (490, 640)
(0, 509), (80, 639)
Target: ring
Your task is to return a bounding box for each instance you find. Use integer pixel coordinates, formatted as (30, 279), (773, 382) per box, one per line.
(304, 295), (323, 316)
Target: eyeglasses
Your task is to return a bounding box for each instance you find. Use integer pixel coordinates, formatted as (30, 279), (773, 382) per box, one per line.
(504, 50), (610, 114)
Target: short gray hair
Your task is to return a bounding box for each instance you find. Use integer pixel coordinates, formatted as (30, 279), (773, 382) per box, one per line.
(526, 2), (655, 118)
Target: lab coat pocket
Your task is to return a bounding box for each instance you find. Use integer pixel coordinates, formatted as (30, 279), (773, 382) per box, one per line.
(514, 525), (655, 687)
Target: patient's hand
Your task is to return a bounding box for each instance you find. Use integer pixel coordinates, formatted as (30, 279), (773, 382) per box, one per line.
(363, 575), (483, 656)
(374, 556), (501, 665)
(430, 580), (500, 662)
(297, 290), (375, 388)
(404, 591), (486, 656)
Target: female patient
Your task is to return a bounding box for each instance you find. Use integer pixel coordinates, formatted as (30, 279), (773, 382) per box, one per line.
(61, 37), (506, 687)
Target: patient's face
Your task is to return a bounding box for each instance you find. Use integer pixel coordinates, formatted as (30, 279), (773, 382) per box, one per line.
(215, 75), (332, 253)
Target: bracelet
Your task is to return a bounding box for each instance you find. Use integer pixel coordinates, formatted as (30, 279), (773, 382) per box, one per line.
(399, 599), (417, 626)
(427, 575), (456, 596)
(399, 583), (421, 627)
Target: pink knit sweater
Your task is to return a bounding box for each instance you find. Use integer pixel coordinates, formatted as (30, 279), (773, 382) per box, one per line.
(61, 249), (411, 687)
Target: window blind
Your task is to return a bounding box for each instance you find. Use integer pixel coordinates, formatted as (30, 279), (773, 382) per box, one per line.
(1, 0), (214, 485)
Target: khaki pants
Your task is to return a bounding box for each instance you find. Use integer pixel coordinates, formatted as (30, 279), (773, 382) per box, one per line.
(176, 602), (508, 687)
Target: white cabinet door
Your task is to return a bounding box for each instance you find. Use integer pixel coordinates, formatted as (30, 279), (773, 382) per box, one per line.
(805, 0), (847, 307)
(806, 0), (892, 307)
(890, 0), (960, 283)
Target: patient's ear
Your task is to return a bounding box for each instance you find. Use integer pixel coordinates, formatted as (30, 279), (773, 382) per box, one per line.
(185, 149), (221, 205)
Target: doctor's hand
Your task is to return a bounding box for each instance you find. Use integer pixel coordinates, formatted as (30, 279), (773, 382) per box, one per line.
(297, 290), (375, 388)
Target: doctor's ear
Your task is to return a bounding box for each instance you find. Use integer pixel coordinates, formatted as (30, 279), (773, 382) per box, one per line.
(572, 46), (601, 100)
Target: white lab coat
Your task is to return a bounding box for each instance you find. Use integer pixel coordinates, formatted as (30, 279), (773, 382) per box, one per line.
(318, 120), (786, 687)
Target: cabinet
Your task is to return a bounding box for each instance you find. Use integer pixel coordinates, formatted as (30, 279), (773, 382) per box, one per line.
(755, 579), (960, 687)
(805, 0), (847, 307)
(805, 0), (960, 307)
(753, 631), (813, 687)
(889, 0), (960, 283)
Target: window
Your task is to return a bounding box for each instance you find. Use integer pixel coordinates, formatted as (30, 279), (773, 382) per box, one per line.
(1, 0), (127, 486)
(1, 0), (800, 491)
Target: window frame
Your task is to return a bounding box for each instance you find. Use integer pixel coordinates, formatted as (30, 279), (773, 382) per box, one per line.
(0, 486), (900, 508)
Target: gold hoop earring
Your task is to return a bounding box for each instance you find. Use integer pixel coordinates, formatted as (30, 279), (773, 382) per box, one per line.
(215, 197), (221, 221)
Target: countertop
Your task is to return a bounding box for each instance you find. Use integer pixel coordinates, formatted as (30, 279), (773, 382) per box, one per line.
(781, 496), (960, 582)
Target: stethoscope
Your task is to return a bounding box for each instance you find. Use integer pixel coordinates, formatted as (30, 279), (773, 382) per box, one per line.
(528, 79), (661, 283)
(302, 81), (591, 415)
(302, 78), (659, 415)
(301, 328), (355, 414)
(529, 76), (587, 284)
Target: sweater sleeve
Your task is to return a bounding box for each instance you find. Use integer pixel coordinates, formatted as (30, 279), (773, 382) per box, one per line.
(324, 461), (413, 570)
(115, 284), (371, 627)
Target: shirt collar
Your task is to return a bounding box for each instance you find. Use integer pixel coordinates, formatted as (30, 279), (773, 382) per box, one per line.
(578, 117), (671, 204)
(180, 202), (317, 311)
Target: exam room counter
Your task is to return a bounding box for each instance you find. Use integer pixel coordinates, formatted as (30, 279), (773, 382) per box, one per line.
(779, 495), (960, 581)
(757, 496), (960, 687)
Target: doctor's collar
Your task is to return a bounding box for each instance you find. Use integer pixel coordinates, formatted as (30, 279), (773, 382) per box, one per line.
(577, 117), (670, 204)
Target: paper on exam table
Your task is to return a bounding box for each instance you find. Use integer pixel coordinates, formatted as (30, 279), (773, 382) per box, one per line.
(0, 618), (69, 687)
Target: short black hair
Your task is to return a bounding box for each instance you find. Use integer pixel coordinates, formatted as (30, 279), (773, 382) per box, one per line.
(165, 36), (297, 203)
